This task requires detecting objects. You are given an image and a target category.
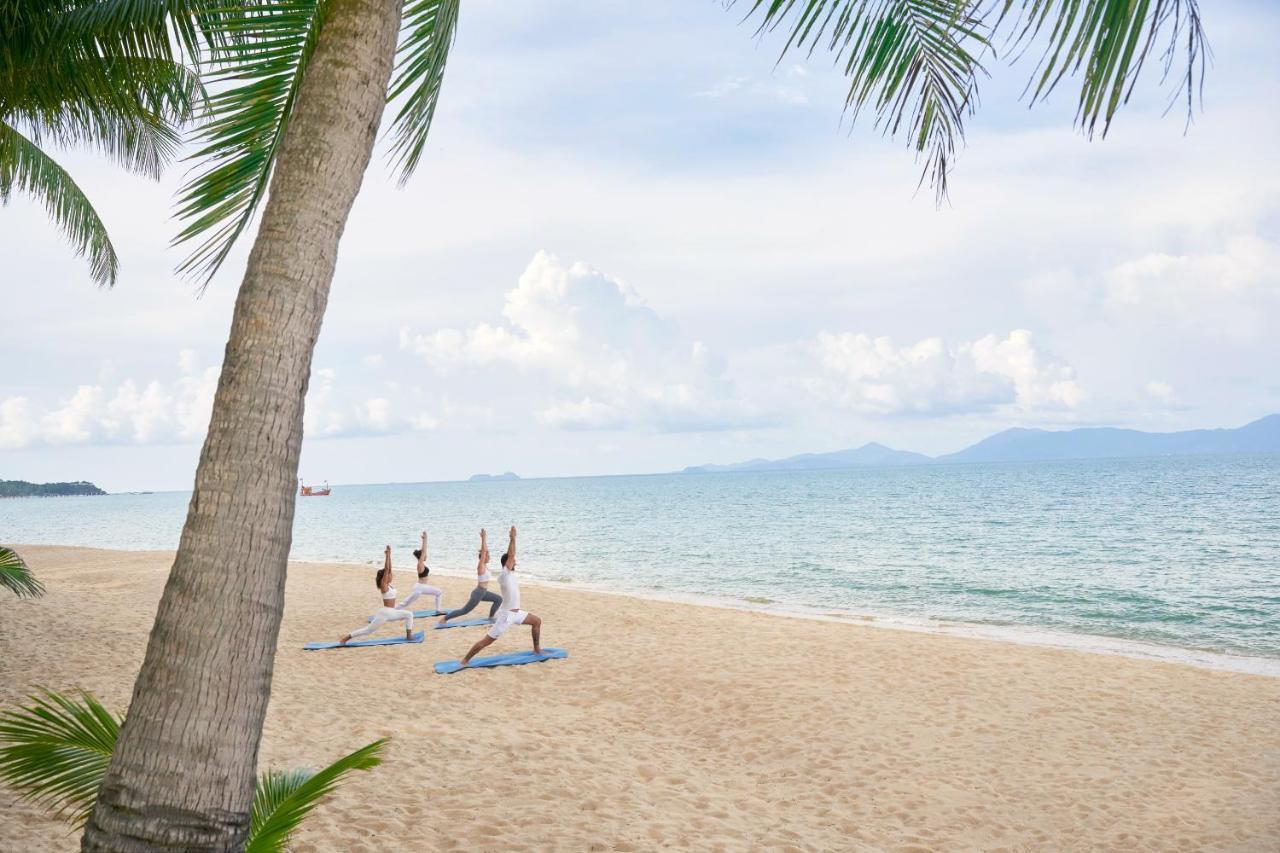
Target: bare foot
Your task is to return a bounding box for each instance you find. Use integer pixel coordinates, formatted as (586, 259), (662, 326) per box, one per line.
(458, 658), (471, 668)
(533, 647), (544, 656)
(339, 635), (351, 646)
(436, 618), (449, 627)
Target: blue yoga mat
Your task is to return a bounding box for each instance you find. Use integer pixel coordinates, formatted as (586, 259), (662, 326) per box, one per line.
(434, 618), (493, 630)
(367, 609), (442, 622)
(304, 631), (425, 650)
(435, 647), (568, 674)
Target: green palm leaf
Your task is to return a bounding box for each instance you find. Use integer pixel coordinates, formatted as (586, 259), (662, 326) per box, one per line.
(0, 120), (119, 285)
(0, 689), (119, 825)
(1, 0), (209, 285)
(51, 0), (225, 62)
(0, 689), (385, 843)
(1001, 0), (1206, 137)
(0, 545), (45, 598)
(4, 52), (200, 179)
(172, 0), (332, 284)
(738, 0), (989, 200)
(3, 2), (206, 129)
(385, 0), (459, 184)
(737, 0), (1206, 197)
(247, 739), (387, 853)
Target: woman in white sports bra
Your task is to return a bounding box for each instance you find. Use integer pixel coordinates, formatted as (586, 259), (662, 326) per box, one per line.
(436, 528), (503, 626)
(339, 545), (415, 645)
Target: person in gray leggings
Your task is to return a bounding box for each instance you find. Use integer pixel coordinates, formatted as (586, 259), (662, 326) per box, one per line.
(437, 528), (502, 625)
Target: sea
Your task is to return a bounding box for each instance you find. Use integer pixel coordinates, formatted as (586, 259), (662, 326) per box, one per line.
(4, 454), (1278, 674)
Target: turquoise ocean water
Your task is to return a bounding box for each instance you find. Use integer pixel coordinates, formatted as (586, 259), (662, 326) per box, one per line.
(4, 454), (1278, 669)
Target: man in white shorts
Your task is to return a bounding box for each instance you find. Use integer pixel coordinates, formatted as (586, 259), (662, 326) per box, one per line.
(459, 526), (543, 666)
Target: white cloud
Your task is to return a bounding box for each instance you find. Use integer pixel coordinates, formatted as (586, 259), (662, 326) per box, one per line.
(0, 397), (37, 450)
(173, 351), (220, 439)
(40, 385), (103, 444)
(0, 357), (447, 450)
(968, 331), (1085, 410)
(0, 353), (221, 449)
(807, 329), (1083, 416)
(402, 251), (755, 431)
(360, 397), (393, 432)
(303, 371), (440, 438)
(303, 368), (346, 437)
(410, 412), (441, 431)
(1102, 235), (1280, 338)
(692, 74), (750, 99)
(1145, 380), (1176, 402)
(691, 73), (809, 105)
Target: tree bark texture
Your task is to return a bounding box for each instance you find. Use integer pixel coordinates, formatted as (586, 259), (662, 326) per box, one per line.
(82, 0), (403, 849)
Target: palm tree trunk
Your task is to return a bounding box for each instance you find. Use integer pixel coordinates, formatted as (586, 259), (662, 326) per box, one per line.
(81, 1), (403, 849)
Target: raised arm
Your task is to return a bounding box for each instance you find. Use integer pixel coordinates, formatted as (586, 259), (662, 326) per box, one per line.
(507, 525), (517, 569)
(477, 528), (488, 574)
(380, 545), (392, 593)
(417, 530), (427, 574)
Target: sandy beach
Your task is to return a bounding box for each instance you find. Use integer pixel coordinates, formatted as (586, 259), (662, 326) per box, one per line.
(2, 545), (1278, 852)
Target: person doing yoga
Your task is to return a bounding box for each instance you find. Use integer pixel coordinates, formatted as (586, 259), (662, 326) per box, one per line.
(458, 526), (542, 667)
(437, 527), (502, 626)
(396, 530), (444, 613)
(338, 546), (414, 645)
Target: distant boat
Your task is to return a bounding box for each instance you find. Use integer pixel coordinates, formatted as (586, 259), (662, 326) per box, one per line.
(299, 478), (331, 497)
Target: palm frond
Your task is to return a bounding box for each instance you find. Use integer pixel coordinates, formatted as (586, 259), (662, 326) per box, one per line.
(5, 54), (201, 178)
(51, 0), (228, 62)
(998, 0), (1207, 137)
(0, 689), (120, 825)
(385, 0), (459, 184)
(172, 0), (332, 285)
(737, 0), (990, 201)
(0, 120), (119, 285)
(735, 0), (1207, 198)
(1, 0), (207, 168)
(246, 738), (386, 853)
(0, 0), (209, 285)
(0, 546), (45, 598)
(0, 688), (385, 845)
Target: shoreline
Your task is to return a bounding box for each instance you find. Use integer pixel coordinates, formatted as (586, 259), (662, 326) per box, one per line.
(23, 543), (1272, 678)
(398, 551), (1280, 678)
(528, 581), (1280, 679)
(311, 556), (1280, 679)
(4, 545), (1278, 852)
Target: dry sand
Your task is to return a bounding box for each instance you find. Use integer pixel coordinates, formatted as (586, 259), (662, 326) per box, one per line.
(2, 545), (1278, 852)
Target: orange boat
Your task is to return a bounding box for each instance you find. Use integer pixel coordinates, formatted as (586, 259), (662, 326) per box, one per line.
(299, 478), (331, 497)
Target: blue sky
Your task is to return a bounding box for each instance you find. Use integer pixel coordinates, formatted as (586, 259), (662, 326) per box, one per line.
(3, 0), (1279, 491)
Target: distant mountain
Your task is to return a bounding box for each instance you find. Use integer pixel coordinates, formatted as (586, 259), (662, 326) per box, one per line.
(681, 415), (1280, 473)
(0, 479), (106, 498)
(468, 472), (521, 482)
(939, 414), (1280, 463)
(682, 442), (932, 473)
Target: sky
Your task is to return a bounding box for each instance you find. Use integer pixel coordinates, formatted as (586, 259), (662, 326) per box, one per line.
(3, 0), (1279, 492)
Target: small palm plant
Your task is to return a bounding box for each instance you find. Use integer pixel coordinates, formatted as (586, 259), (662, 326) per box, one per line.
(0, 689), (384, 852)
(0, 546), (44, 598)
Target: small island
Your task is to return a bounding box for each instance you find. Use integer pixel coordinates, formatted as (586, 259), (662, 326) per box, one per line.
(0, 479), (107, 498)
(467, 472), (521, 482)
